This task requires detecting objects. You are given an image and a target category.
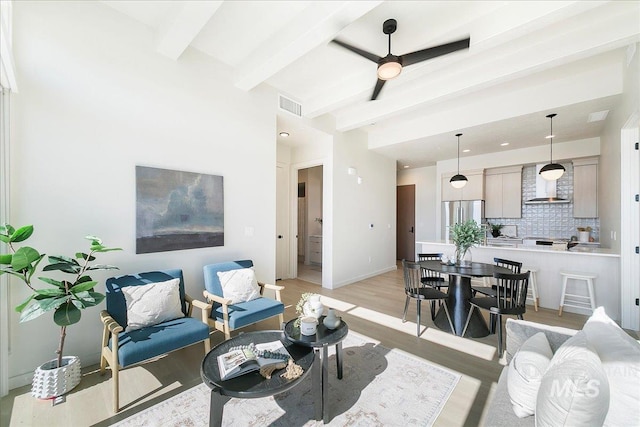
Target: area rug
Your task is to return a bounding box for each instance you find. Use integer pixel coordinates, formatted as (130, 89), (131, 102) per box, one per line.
(113, 331), (460, 426)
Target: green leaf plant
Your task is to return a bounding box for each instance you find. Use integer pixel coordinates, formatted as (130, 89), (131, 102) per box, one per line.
(0, 224), (121, 368)
(450, 220), (484, 264)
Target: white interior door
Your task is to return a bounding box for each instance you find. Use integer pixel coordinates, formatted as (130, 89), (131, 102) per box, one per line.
(620, 120), (639, 330)
(276, 163), (289, 280)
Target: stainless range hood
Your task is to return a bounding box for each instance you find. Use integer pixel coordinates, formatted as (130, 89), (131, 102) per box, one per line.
(525, 164), (570, 204)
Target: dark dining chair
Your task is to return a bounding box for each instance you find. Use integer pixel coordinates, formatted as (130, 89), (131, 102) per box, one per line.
(417, 253), (448, 320)
(462, 271), (530, 358)
(402, 260), (454, 337)
(471, 257), (522, 298)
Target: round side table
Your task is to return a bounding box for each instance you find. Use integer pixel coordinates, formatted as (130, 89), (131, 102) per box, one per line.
(284, 317), (348, 424)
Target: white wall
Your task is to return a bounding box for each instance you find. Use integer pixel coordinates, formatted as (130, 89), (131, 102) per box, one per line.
(397, 166), (438, 242)
(331, 129), (397, 288)
(8, 1), (277, 388)
(599, 44), (639, 252)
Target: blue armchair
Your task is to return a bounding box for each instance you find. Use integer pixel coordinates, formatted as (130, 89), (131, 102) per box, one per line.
(202, 260), (284, 340)
(99, 269), (210, 412)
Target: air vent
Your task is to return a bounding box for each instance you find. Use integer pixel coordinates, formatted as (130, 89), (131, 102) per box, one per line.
(587, 110), (609, 122)
(278, 94), (302, 117)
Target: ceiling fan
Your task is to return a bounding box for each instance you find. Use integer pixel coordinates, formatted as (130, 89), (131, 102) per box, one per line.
(332, 19), (470, 100)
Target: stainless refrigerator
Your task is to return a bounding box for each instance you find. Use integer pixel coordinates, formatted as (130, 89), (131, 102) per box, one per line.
(442, 200), (485, 241)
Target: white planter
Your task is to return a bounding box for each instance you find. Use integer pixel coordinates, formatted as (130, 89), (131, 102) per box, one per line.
(31, 356), (81, 399)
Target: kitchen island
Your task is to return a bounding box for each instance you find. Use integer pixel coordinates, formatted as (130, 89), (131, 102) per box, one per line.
(415, 241), (621, 321)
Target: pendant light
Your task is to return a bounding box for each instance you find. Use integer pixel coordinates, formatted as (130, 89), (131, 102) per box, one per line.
(450, 133), (468, 188)
(539, 113), (565, 181)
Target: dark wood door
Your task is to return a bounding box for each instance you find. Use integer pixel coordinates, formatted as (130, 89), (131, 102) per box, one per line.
(397, 185), (415, 261)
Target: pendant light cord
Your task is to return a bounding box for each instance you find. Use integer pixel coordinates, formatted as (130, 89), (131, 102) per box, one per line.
(456, 133), (462, 173)
(547, 113), (556, 163)
(549, 115), (553, 162)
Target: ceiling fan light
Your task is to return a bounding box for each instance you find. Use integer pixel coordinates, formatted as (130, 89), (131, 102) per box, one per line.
(450, 174), (468, 188)
(539, 163), (565, 180)
(377, 61), (402, 80)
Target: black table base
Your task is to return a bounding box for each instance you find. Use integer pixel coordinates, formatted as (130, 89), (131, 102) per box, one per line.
(200, 330), (314, 427)
(284, 317), (348, 424)
(433, 274), (490, 337)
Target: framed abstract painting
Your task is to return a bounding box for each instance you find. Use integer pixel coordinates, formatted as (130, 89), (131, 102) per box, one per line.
(136, 166), (224, 254)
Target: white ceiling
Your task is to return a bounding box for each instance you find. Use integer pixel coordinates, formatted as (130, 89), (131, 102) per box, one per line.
(103, 1), (640, 168)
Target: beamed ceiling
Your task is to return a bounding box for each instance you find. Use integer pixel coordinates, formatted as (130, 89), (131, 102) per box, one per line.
(103, 1), (640, 168)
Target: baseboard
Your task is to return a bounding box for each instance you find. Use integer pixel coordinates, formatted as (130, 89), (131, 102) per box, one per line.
(330, 264), (397, 289)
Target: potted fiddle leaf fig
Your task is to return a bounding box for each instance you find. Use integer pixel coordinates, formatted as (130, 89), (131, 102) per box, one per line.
(450, 220), (484, 265)
(0, 224), (121, 398)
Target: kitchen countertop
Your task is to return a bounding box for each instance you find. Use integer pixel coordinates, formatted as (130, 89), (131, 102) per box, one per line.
(418, 240), (619, 257)
(416, 240), (621, 319)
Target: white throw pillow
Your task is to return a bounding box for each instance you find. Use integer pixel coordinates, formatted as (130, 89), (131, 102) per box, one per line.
(536, 331), (610, 427)
(122, 278), (184, 332)
(582, 307), (640, 426)
(217, 268), (261, 304)
(507, 332), (553, 418)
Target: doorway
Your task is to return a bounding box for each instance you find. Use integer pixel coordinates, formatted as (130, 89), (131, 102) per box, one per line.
(297, 165), (323, 284)
(397, 184), (416, 261)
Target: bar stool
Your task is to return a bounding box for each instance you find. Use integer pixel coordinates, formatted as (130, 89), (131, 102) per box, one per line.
(522, 267), (539, 311)
(558, 272), (597, 316)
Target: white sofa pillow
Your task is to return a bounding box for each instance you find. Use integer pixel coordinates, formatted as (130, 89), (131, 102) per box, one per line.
(217, 268), (260, 304)
(536, 331), (610, 427)
(507, 332), (553, 418)
(122, 278), (184, 331)
(582, 307), (640, 426)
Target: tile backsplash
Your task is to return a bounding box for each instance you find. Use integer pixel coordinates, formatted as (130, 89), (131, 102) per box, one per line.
(486, 163), (599, 241)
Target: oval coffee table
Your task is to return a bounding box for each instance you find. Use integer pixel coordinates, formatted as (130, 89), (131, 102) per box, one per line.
(201, 330), (314, 427)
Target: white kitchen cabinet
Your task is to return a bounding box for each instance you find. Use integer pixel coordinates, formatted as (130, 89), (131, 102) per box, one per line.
(441, 169), (484, 201)
(573, 157), (598, 218)
(308, 235), (322, 265)
(484, 166), (522, 218)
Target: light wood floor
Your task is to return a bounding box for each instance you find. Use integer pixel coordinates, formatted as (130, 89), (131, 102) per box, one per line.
(296, 262), (322, 285)
(1, 265), (593, 427)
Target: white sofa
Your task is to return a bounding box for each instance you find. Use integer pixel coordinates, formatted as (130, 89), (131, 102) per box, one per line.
(483, 308), (640, 426)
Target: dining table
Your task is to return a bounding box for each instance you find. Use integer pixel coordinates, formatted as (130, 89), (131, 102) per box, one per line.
(419, 260), (513, 337)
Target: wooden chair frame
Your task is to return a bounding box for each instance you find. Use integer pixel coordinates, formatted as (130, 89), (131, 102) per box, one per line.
(99, 294), (209, 412)
(199, 281), (285, 340)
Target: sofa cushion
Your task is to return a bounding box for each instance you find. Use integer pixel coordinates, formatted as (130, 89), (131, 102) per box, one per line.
(535, 331), (609, 427)
(582, 307), (640, 426)
(483, 368), (536, 427)
(111, 316), (209, 367)
(121, 278), (184, 331)
(507, 332), (553, 418)
(505, 318), (577, 364)
(211, 297), (284, 329)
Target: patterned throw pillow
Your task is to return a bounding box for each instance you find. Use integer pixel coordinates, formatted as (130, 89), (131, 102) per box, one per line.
(122, 278), (184, 331)
(217, 268), (261, 304)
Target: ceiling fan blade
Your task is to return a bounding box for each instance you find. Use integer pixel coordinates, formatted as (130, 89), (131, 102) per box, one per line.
(371, 79), (386, 100)
(400, 37), (470, 67)
(331, 39), (381, 63)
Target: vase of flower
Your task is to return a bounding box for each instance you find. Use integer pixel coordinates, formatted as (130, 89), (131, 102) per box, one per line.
(303, 294), (324, 319)
(451, 220), (483, 266)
